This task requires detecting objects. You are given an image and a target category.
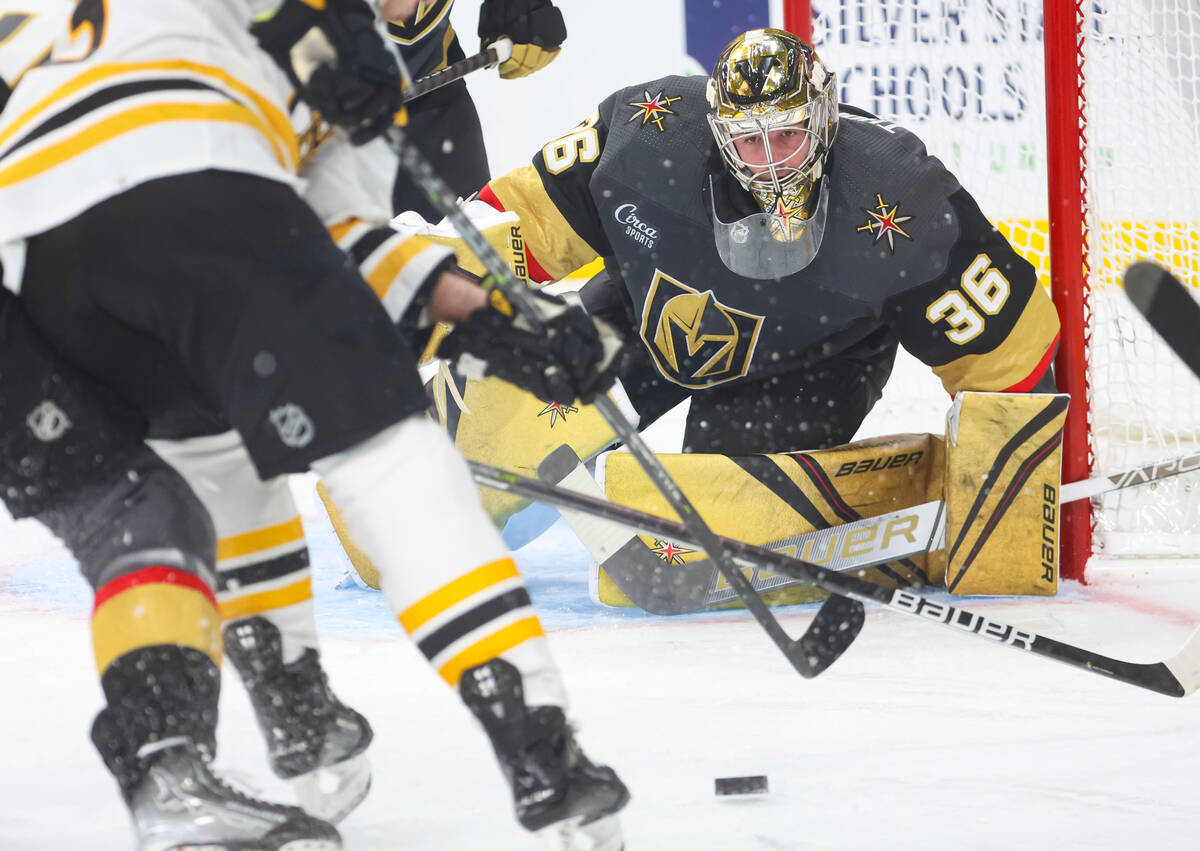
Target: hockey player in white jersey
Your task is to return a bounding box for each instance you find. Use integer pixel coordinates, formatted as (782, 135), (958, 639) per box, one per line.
(0, 1), (628, 848)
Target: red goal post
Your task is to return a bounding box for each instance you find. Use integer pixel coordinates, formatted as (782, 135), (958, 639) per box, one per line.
(783, 0), (1200, 580)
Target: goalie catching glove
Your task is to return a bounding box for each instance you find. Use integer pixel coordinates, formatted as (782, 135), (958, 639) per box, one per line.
(438, 289), (627, 406)
(478, 0), (566, 79)
(253, 0), (407, 144)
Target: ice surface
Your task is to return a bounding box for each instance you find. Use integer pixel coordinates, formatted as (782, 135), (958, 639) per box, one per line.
(3, 350), (1199, 849)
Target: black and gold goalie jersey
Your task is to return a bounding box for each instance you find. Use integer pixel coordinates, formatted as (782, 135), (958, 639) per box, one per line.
(477, 74), (1060, 397)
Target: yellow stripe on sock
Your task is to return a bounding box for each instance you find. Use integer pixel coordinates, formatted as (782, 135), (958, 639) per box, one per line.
(217, 516), (305, 562)
(399, 557), (520, 633)
(218, 577), (312, 621)
(92, 583), (222, 674)
(437, 616), (545, 687)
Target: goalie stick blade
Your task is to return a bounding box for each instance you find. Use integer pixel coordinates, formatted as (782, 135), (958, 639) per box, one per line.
(536, 445), (710, 616)
(1123, 261), (1200, 382)
(536, 445), (865, 677)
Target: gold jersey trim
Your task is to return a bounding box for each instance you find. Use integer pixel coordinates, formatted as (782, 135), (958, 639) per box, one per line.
(487, 166), (600, 281)
(931, 285), (1060, 395)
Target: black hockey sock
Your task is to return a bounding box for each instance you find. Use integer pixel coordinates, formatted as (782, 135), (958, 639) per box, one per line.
(90, 646), (220, 799)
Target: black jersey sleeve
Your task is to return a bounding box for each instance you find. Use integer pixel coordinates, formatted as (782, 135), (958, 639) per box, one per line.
(885, 188), (1060, 395)
(481, 93), (618, 280)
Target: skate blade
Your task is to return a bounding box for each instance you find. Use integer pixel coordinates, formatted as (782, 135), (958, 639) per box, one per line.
(290, 753), (372, 823)
(537, 812), (624, 851)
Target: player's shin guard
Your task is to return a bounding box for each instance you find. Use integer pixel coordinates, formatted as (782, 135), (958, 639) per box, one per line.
(312, 415), (566, 707)
(313, 417), (626, 845)
(60, 449), (223, 798)
(151, 431), (373, 821)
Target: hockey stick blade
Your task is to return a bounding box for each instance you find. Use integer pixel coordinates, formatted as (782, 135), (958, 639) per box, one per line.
(473, 459), (1200, 697)
(1124, 261), (1200, 382)
(537, 445), (865, 676)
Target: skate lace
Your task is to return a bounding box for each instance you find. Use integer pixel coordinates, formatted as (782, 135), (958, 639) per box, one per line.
(198, 761), (294, 814)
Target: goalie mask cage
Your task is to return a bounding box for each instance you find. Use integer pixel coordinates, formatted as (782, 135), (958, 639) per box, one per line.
(784, 0), (1200, 580)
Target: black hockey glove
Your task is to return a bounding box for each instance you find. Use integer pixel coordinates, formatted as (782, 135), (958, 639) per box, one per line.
(438, 289), (627, 405)
(478, 0), (566, 79)
(253, 0), (406, 145)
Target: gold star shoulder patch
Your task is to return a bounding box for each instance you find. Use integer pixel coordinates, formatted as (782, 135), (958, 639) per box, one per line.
(856, 193), (914, 253)
(628, 90), (681, 132)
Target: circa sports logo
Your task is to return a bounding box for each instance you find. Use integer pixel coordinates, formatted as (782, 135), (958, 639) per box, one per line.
(614, 203), (658, 249)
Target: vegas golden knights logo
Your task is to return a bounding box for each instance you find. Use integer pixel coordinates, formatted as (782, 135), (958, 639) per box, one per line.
(639, 270), (763, 389)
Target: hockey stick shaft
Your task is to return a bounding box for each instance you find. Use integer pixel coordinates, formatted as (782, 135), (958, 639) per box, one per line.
(472, 459), (1200, 698)
(386, 127), (861, 678)
(403, 38), (512, 103)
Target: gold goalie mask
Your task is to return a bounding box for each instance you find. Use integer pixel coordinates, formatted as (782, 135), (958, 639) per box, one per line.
(706, 28), (838, 278)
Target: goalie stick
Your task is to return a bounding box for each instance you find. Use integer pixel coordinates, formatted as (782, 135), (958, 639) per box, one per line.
(471, 456), (1200, 698)
(403, 39), (512, 103)
(386, 126), (863, 679)
(538, 445), (1200, 614)
(1124, 261), (1200, 382)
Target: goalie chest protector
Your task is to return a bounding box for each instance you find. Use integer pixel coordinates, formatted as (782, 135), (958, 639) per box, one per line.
(588, 75), (962, 391)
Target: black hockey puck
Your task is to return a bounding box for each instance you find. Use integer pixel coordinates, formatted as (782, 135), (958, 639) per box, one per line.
(714, 775), (768, 796)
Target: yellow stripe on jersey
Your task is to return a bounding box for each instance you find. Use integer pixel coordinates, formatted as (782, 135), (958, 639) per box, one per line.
(488, 165), (601, 281)
(0, 101), (291, 189)
(0, 59), (296, 170)
(218, 577), (313, 621)
(364, 234), (433, 299)
(931, 286), (1061, 396)
(437, 616), (545, 686)
(217, 516), (306, 562)
(329, 217), (363, 245)
(92, 583), (222, 674)
(399, 557), (521, 633)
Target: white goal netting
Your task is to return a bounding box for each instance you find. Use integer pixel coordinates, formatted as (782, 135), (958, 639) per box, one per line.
(811, 0), (1200, 564)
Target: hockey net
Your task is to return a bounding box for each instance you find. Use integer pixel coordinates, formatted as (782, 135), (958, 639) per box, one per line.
(790, 0), (1200, 578)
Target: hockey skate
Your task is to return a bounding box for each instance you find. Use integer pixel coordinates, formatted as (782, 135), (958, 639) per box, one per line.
(127, 737), (341, 851)
(461, 659), (629, 851)
(224, 617), (373, 823)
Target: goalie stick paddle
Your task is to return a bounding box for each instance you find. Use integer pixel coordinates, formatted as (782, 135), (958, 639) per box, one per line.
(1123, 261), (1200, 382)
(387, 127), (861, 679)
(403, 38), (513, 103)
(540, 445), (1200, 614)
(472, 457), (1200, 698)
